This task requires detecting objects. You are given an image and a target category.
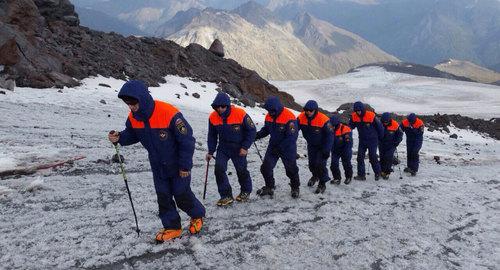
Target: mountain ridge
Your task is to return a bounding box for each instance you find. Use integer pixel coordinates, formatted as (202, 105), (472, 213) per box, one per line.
(159, 2), (398, 80)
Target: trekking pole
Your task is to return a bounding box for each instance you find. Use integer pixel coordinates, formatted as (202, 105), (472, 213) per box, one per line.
(254, 142), (263, 162)
(395, 149), (403, 180)
(203, 160), (210, 200)
(109, 131), (140, 236)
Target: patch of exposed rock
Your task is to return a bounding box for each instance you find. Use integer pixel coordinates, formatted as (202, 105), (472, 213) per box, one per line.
(0, 0), (300, 110)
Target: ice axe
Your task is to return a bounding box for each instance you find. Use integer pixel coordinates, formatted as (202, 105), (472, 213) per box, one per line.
(203, 159), (210, 200)
(109, 131), (141, 236)
(253, 142), (263, 162)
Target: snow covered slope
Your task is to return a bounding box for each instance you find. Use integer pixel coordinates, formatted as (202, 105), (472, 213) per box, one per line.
(275, 66), (500, 119)
(0, 75), (499, 269)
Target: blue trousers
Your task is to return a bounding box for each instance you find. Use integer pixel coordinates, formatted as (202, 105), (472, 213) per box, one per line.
(407, 144), (421, 172)
(356, 140), (381, 176)
(379, 146), (396, 174)
(260, 148), (300, 189)
(151, 164), (206, 229)
(331, 148), (353, 180)
(307, 145), (330, 183)
(214, 149), (252, 198)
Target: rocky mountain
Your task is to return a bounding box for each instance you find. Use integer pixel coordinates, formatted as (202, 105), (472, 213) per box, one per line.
(154, 7), (202, 37)
(0, 0), (300, 110)
(70, 0), (206, 34)
(71, 0), (500, 71)
(268, 0), (500, 70)
(435, 59), (500, 85)
(75, 6), (146, 36)
(159, 2), (397, 80)
(70, 0), (268, 35)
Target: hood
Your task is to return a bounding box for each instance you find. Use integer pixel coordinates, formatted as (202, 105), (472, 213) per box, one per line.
(330, 115), (340, 127)
(303, 100), (318, 111)
(211, 92), (232, 117)
(353, 101), (365, 112)
(118, 80), (155, 121)
(211, 92), (231, 107)
(381, 112), (392, 124)
(264, 96), (284, 116)
(407, 113), (417, 124)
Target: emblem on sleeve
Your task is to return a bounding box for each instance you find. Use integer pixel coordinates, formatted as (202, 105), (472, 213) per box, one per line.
(175, 118), (188, 135)
(246, 117), (255, 128)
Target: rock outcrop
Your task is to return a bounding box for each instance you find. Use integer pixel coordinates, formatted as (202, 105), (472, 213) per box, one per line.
(0, 0), (300, 109)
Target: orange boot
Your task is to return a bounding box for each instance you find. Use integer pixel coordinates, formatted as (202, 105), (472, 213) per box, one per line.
(189, 218), (203, 234)
(155, 228), (182, 243)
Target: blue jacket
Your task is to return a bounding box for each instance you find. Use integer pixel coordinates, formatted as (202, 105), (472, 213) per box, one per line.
(117, 80), (195, 174)
(297, 100), (333, 154)
(255, 97), (298, 154)
(380, 119), (403, 150)
(332, 122), (353, 153)
(207, 93), (256, 155)
(349, 102), (383, 142)
(401, 115), (424, 149)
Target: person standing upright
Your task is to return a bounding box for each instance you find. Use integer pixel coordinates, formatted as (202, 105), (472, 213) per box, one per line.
(206, 92), (256, 206)
(255, 97), (301, 198)
(401, 113), (424, 176)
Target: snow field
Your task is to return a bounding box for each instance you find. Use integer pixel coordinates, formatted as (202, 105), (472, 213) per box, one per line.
(0, 72), (499, 269)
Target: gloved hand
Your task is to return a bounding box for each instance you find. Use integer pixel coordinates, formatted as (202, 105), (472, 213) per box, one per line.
(108, 130), (120, 145)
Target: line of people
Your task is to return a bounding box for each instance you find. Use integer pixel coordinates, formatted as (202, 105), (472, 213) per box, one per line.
(108, 80), (425, 242)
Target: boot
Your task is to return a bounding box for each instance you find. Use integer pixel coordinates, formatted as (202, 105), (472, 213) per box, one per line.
(155, 228), (182, 243)
(307, 176), (318, 187)
(216, 197), (234, 206)
(344, 177), (352, 185)
(405, 168), (417, 176)
(330, 178), (341, 185)
(374, 174), (380, 181)
(354, 175), (366, 181)
(235, 192), (250, 202)
(315, 182), (326, 194)
(189, 218), (203, 234)
(291, 187), (300, 198)
(256, 186), (274, 197)
(381, 172), (390, 180)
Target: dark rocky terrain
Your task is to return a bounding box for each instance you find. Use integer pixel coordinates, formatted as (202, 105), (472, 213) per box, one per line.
(0, 0), (300, 110)
(350, 62), (475, 82)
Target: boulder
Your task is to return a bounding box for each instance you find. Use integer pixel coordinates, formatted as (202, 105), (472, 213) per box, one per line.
(34, 0), (79, 26)
(209, 39), (224, 57)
